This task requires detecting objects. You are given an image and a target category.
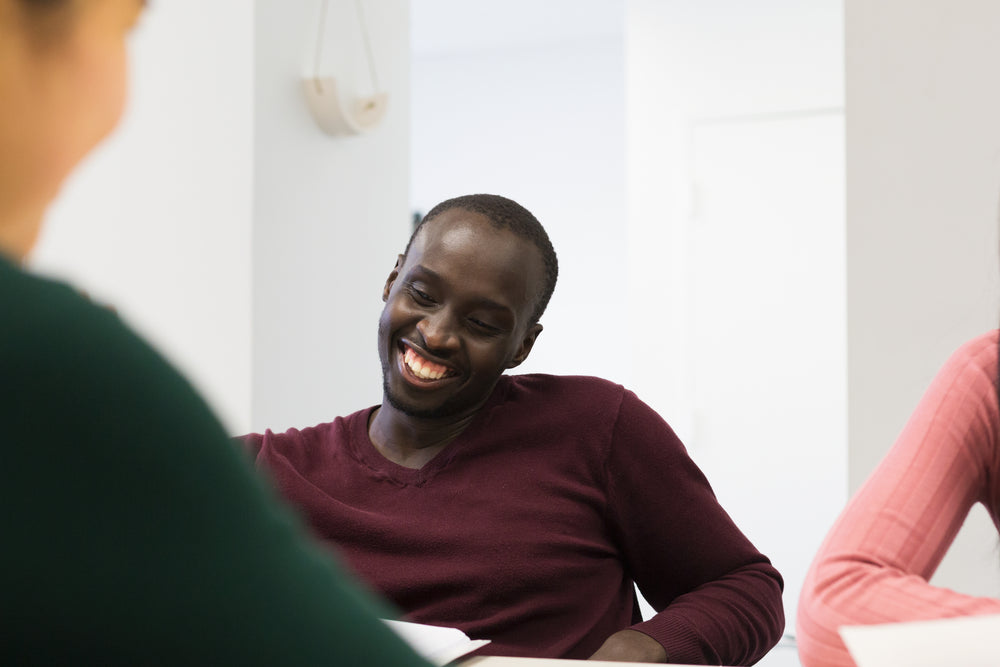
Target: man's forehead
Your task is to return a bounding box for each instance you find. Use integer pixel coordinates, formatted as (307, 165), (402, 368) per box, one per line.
(418, 219), (482, 250)
(410, 214), (536, 271)
(412, 208), (491, 245)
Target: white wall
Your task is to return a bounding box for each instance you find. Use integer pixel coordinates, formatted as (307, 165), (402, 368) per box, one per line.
(626, 3), (846, 651)
(29, 0), (412, 437)
(410, 0), (628, 383)
(250, 0), (411, 433)
(845, 0), (1000, 598)
(31, 1), (255, 433)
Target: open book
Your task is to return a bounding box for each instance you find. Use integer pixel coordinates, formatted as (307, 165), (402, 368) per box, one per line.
(383, 619), (491, 666)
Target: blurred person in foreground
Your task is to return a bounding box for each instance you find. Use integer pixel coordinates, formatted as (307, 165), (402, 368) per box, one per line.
(0, 1), (433, 665)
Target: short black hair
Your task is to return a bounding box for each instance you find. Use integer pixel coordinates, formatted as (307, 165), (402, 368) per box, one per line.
(405, 194), (558, 324)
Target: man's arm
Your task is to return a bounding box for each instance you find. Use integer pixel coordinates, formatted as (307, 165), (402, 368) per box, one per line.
(600, 389), (785, 665)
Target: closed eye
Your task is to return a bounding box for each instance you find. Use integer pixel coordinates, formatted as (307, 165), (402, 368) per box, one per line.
(468, 318), (503, 336)
(406, 284), (436, 306)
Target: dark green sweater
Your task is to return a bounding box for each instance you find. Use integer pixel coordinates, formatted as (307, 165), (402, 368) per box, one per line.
(0, 256), (432, 666)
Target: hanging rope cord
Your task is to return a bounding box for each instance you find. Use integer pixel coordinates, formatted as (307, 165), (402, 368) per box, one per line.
(313, 0), (381, 94)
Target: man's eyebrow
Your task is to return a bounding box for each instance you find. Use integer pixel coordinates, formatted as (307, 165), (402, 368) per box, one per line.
(408, 264), (438, 279)
(471, 297), (515, 313)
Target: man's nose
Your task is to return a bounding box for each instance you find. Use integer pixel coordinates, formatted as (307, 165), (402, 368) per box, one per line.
(417, 311), (460, 352)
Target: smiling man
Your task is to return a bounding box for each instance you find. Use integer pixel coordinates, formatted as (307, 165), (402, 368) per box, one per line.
(242, 194), (784, 664)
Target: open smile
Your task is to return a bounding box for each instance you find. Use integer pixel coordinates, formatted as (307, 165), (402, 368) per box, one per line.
(398, 343), (459, 384)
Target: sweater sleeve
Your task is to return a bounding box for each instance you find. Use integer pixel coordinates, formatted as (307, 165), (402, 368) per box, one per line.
(796, 331), (1000, 667)
(0, 274), (432, 667)
(605, 389), (785, 665)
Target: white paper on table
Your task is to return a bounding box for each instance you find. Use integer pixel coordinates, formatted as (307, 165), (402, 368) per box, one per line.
(839, 614), (1000, 667)
(383, 619), (491, 666)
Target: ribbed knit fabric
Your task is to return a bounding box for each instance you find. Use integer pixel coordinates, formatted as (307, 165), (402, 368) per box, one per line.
(797, 330), (1000, 667)
(245, 374), (785, 664)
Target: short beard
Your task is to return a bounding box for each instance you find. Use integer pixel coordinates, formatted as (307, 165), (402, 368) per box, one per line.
(381, 375), (467, 420)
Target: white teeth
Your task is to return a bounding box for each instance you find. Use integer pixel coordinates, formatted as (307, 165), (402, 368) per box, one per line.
(414, 364), (441, 380)
(402, 347), (449, 380)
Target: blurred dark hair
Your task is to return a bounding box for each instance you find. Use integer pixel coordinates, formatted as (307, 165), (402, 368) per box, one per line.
(15, 0), (76, 44)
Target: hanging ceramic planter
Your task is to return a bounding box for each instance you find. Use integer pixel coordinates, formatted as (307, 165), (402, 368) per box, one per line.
(303, 0), (388, 136)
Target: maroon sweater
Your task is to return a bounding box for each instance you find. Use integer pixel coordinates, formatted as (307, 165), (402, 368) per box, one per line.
(244, 374), (784, 664)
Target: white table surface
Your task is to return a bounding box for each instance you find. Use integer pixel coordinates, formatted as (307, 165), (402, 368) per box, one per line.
(462, 658), (727, 666)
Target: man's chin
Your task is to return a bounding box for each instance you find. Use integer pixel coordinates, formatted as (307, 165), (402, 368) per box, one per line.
(384, 384), (459, 420)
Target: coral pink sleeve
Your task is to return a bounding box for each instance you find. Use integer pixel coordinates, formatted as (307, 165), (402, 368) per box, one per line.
(797, 331), (1000, 667)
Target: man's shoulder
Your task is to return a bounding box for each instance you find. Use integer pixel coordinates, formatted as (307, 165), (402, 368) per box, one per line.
(498, 373), (669, 434)
(503, 372), (626, 396)
(239, 407), (374, 456)
(499, 373), (630, 418)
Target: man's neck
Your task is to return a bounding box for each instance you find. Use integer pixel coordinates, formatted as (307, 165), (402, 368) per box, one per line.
(367, 404), (478, 470)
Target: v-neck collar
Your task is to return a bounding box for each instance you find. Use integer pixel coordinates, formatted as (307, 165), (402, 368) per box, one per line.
(348, 377), (512, 487)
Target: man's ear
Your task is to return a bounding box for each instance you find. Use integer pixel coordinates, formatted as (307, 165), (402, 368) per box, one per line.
(507, 323), (543, 369)
(383, 254), (405, 302)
